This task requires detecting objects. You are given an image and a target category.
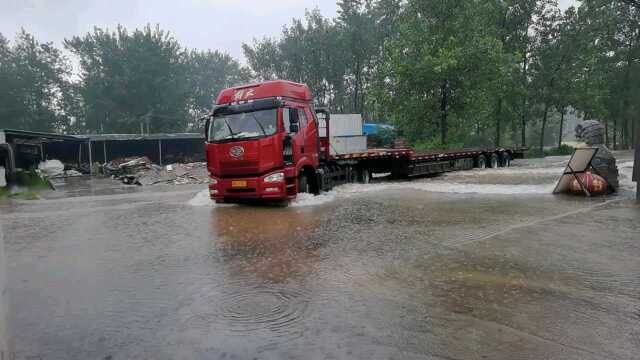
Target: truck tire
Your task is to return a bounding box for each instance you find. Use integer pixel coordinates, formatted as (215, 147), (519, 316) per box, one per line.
(490, 154), (499, 168)
(477, 155), (487, 169)
(298, 173), (310, 193)
(500, 152), (511, 167)
(359, 168), (371, 184)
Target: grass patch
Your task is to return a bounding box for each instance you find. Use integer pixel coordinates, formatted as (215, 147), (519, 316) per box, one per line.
(527, 145), (575, 158)
(412, 139), (465, 151)
(9, 190), (41, 200)
(0, 171), (52, 200)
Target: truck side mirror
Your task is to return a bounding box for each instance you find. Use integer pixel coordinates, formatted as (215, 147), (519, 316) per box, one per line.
(289, 124), (299, 133)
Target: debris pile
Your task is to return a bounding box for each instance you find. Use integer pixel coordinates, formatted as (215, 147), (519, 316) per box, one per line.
(38, 160), (84, 179)
(103, 156), (208, 186)
(103, 156), (153, 177)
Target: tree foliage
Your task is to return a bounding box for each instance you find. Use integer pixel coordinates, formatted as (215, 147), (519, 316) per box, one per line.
(0, 1), (638, 151)
(0, 30), (70, 132)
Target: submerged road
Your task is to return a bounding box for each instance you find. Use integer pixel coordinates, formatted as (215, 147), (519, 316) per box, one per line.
(0, 152), (638, 359)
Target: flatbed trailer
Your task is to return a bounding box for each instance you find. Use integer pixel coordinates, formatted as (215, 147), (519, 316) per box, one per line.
(313, 146), (526, 192)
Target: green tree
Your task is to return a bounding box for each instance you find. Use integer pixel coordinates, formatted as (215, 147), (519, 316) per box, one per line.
(377, 0), (513, 147)
(186, 49), (249, 130)
(0, 30), (71, 132)
(65, 25), (190, 134)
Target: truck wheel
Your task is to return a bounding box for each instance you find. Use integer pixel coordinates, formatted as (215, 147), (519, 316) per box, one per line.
(500, 152), (511, 167)
(298, 173), (309, 193)
(359, 168), (371, 184)
(490, 154), (499, 168)
(477, 155), (487, 169)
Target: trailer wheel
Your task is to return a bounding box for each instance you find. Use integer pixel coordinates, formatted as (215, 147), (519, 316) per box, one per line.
(500, 152), (511, 167)
(490, 154), (499, 168)
(359, 168), (371, 184)
(298, 173), (310, 193)
(477, 155), (487, 169)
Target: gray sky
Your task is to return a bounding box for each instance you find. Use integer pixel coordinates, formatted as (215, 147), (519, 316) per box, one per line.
(1, 0), (577, 61)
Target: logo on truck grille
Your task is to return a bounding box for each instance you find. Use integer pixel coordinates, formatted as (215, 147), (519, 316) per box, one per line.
(229, 146), (245, 158)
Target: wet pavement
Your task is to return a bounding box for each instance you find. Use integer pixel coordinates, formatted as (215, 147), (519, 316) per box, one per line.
(0, 151), (638, 359)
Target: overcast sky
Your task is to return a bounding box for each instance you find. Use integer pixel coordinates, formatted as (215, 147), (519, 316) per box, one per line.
(1, 0), (578, 61)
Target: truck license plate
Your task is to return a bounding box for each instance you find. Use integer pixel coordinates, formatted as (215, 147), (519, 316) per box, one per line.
(231, 181), (247, 188)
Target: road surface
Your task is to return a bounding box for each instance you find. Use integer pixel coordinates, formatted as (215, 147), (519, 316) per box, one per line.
(0, 151), (638, 359)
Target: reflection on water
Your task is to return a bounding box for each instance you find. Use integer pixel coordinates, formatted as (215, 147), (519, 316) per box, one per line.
(210, 206), (325, 282)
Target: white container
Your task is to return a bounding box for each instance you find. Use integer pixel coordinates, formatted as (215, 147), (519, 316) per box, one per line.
(329, 114), (363, 137)
(330, 135), (367, 155)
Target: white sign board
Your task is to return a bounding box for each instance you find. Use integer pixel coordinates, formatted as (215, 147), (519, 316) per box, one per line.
(552, 147), (598, 194)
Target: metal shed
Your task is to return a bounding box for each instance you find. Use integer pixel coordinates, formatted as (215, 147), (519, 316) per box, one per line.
(1, 129), (205, 176)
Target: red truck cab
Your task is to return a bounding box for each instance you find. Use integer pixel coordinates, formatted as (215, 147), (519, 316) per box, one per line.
(205, 80), (325, 202)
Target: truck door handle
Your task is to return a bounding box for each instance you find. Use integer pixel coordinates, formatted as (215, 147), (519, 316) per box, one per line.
(301, 146), (305, 154)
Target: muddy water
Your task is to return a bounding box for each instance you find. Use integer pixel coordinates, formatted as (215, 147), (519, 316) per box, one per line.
(1, 152), (638, 359)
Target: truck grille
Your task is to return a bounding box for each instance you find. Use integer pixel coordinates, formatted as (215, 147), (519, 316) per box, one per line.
(221, 161), (260, 169)
(227, 188), (256, 193)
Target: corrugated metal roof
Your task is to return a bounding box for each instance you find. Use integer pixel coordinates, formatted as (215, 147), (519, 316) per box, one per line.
(1, 129), (85, 142)
(1, 129), (204, 142)
(81, 133), (205, 141)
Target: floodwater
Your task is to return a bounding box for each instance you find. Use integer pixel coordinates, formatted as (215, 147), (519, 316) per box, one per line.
(0, 152), (638, 359)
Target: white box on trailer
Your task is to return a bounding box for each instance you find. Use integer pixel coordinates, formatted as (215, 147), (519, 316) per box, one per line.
(330, 114), (363, 137)
(330, 136), (367, 155)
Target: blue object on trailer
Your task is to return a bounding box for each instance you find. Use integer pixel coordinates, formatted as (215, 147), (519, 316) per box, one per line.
(363, 123), (394, 135)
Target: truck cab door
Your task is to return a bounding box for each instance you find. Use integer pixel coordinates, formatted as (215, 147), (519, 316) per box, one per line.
(283, 107), (305, 165)
(302, 107), (319, 166)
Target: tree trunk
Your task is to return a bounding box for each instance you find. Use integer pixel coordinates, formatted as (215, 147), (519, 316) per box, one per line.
(613, 117), (618, 150)
(540, 103), (549, 153)
(495, 98), (503, 147)
(633, 115), (637, 149)
(440, 79), (449, 146)
(558, 108), (565, 149)
(521, 96), (527, 147)
(520, 34), (530, 147)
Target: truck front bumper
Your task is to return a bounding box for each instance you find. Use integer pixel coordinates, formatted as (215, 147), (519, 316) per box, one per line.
(209, 173), (292, 201)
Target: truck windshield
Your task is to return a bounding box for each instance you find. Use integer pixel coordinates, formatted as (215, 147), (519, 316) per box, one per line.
(209, 109), (278, 142)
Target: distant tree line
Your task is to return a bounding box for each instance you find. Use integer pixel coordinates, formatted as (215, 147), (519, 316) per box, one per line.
(0, 0), (638, 152)
(244, 0), (639, 151)
(0, 25), (248, 135)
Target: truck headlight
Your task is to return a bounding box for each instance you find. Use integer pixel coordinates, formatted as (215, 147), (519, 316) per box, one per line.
(264, 172), (284, 183)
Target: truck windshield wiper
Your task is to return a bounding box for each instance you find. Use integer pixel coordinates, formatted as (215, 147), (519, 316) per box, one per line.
(221, 117), (237, 139)
(249, 112), (267, 136)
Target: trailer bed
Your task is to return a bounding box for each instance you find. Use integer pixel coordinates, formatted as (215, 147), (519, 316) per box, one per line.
(331, 147), (527, 162)
(327, 146), (527, 180)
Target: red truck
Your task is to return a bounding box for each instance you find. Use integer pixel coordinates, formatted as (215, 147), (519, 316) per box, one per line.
(205, 80), (525, 203)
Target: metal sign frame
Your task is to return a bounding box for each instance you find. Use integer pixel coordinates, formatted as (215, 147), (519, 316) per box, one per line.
(553, 147), (601, 196)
